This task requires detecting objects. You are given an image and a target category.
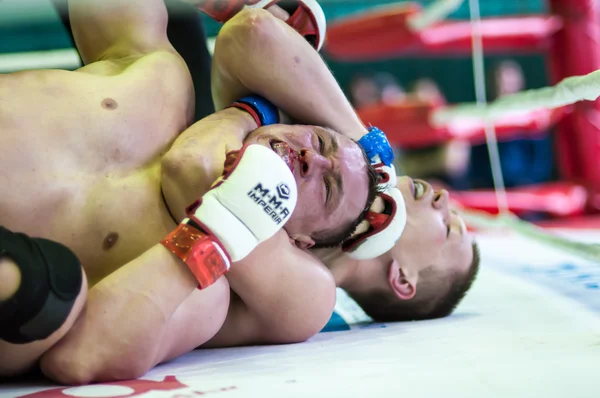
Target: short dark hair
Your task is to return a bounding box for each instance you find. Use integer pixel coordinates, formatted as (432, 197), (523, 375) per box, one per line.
(348, 242), (481, 322)
(311, 152), (381, 248)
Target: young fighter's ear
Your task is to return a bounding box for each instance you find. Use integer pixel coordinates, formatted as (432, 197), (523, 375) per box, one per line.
(388, 259), (418, 300)
(289, 234), (315, 250)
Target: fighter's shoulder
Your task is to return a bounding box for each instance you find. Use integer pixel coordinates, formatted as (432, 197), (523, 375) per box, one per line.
(76, 50), (193, 121)
(76, 50), (191, 84)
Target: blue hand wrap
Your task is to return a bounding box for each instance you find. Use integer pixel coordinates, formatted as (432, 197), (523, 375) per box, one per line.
(357, 126), (395, 166)
(234, 95), (280, 126)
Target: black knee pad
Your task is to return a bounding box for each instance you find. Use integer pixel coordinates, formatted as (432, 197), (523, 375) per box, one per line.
(0, 226), (83, 344)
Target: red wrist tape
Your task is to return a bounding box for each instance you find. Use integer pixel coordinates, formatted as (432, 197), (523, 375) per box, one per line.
(161, 223), (231, 289)
(229, 102), (262, 127)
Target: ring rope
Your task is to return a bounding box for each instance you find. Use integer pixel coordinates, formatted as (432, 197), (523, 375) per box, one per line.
(432, 69), (600, 125)
(467, 0), (510, 215)
(460, 208), (600, 263)
(407, 0), (466, 32)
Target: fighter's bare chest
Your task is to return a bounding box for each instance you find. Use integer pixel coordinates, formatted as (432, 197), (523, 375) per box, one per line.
(2, 158), (177, 286)
(57, 166), (177, 285)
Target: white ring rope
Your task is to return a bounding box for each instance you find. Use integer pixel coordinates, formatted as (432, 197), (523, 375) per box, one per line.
(460, 209), (600, 263)
(467, 0), (510, 215)
(0, 38), (221, 72)
(407, 0), (465, 32)
(0, 49), (82, 73)
(432, 69), (600, 124)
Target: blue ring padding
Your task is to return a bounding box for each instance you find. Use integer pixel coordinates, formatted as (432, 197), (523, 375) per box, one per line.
(236, 95), (280, 126)
(358, 126), (395, 166)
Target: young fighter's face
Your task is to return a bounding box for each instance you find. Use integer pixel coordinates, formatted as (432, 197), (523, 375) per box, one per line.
(390, 177), (473, 281)
(343, 178), (474, 310)
(244, 125), (371, 248)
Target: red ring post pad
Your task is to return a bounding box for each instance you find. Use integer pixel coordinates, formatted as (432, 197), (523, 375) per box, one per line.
(450, 182), (588, 218)
(161, 222), (231, 289)
(324, 3), (563, 61)
(548, 0), (600, 206)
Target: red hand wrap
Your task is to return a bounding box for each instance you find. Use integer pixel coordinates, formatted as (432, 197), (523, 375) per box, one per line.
(161, 223), (231, 289)
(198, 0), (262, 22)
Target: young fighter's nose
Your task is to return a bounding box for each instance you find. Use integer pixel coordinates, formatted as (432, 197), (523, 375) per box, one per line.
(299, 149), (332, 177)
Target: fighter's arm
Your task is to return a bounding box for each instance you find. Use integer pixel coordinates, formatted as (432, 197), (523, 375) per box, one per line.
(40, 244), (229, 384)
(205, 230), (337, 347)
(161, 107), (258, 223)
(68, 0), (174, 64)
(212, 9), (368, 141)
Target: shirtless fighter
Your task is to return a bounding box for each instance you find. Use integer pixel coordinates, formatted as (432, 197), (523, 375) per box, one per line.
(0, 0), (478, 384)
(198, 1), (480, 324)
(140, 0), (480, 328)
(0, 0), (397, 383)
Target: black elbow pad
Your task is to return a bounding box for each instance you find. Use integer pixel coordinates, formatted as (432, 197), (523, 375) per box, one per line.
(0, 227), (83, 344)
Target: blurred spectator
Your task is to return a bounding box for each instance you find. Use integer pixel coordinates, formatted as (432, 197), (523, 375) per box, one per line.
(411, 77), (446, 106)
(469, 60), (555, 189)
(395, 78), (471, 189)
(350, 74), (383, 108)
(492, 59), (524, 98)
(374, 72), (406, 104)
(349, 72), (405, 108)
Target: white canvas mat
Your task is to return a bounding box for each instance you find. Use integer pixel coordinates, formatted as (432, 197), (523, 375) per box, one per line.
(3, 231), (600, 398)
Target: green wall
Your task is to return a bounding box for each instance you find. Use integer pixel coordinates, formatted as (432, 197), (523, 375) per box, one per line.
(0, 0), (550, 101)
(0, 0), (73, 53)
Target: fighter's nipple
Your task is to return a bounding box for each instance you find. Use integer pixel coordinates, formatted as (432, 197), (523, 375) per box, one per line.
(102, 232), (120, 251)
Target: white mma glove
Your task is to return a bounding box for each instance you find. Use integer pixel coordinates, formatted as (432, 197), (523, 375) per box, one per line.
(187, 0), (326, 51)
(162, 144), (297, 288)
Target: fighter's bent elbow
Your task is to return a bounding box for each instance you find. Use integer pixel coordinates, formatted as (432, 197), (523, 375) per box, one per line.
(228, 8), (275, 33)
(294, 283), (337, 343)
(302, 268), (337, 340)
(217, 8), (279, 53)
(41, 347), (151, 385)
(40, 351), (95, 385)
(268, 272), (337, 344)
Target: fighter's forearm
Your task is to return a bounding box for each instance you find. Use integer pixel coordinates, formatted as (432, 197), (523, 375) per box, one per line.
(205, 231), (337, 348)
(41, 244), (199, 384)
(161, 108), (257, 222)
(168, 108), (257, 155)
(68, 0), (171, 64)
(212, 9), (368, 141)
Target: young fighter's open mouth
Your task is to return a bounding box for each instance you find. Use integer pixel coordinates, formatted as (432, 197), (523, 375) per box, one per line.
(270, 140), (297, 173)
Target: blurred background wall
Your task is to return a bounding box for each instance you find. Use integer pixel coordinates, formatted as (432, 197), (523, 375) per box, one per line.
(0, 0), (549, 103)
